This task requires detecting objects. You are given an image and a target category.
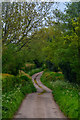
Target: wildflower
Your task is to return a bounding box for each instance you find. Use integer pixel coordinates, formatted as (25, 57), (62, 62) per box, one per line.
(67, 90), (69, 92)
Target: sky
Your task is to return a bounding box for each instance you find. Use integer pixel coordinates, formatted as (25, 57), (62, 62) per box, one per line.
(57, 2), (67, 12)
(0, 0), (72, 2)
(0, 0), (80, 2)
(0, 1), (68, 13)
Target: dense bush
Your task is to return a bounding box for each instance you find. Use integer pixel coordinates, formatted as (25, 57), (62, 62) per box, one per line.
(2, 87), (24, 118)
(45, 61), (59, 72)
(2, 76), (20, 94)
(33, 59), (43, 68)
(28, 68), (43, 76)
(2, 74), (36, 118)
(2, 74), (36, 94)
(59, 61), (77, 83)
(2, 45), (25, 75)
(41, 71), (64, 82)
(41, 71), (79, 119)
(21, 63), (36, 72)
(52, 81), (79, 119)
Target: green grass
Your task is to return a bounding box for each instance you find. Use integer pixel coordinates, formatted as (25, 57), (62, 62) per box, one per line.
(41, 71), (79, 119)
(2, 74), (36, 119)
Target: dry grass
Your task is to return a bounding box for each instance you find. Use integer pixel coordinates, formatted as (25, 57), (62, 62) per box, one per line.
(25, 63), (35, 67)
(19, 70), (31, 79)
(0, 73), (13, 78)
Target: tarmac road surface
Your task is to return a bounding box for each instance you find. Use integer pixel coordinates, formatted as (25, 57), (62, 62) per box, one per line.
(14, 71), (68, 119)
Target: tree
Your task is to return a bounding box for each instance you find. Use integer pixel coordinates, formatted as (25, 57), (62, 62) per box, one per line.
(2, 2), (55, 51)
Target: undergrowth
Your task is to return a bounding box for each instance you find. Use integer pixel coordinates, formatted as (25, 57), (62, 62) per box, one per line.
(27, 68), (43, 76)
(2, 65), (43, 119)
(2, 74), (36, 119)
(41, 71), (79, 119)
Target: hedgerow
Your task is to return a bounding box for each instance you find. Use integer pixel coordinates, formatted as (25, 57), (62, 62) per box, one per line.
(2, 74), (36, 118)
(41, 71), (79, 119)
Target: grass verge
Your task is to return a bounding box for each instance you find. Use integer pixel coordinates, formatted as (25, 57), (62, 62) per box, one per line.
(41, 71), (79, 119)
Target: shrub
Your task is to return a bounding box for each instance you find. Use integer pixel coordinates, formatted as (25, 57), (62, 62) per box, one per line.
(33, 59), (43, 68)
(41, 71), (64, 82)
(21, 63), (36, 73)
(2, 74), (36, 94)
(45, 61), (59, 72)
(2, 88), (24, 118)
(2, 45), (25, 75)
(2, 74), (36, 118)
(28, 68), (43, 76)
(59, 61), (77, 83)
(41, 71), (79, 119)
(52, 81), (79, 119)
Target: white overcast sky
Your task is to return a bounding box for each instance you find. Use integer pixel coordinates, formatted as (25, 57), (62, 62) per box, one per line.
(0, 0), (72, 2)
(57, 2), (67, 12)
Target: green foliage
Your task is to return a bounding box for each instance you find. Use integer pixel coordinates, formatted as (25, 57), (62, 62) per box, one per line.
(45, 61), (59, 72)
(51, 81), (79, 119)
(2, 74), (36, 94)
(21, 63), (36, 72)
(2, 2), (80, 84)
(2, 88), (24, 118)
(59, 18), (80, 84)
(2, 2), (54, 50)
(40, 16), (80, 84)
(65, 2), (80, 30)
(27, 68), (43, 76)
(41, 71), (79, 119)
(33, 59), (43, 68)
(41, 71), (64, 82)
(2, 75), (36, 118)
(2, 2), (80, 119)
(2, 44), (27, 75)
(59, 61), (77, 83)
